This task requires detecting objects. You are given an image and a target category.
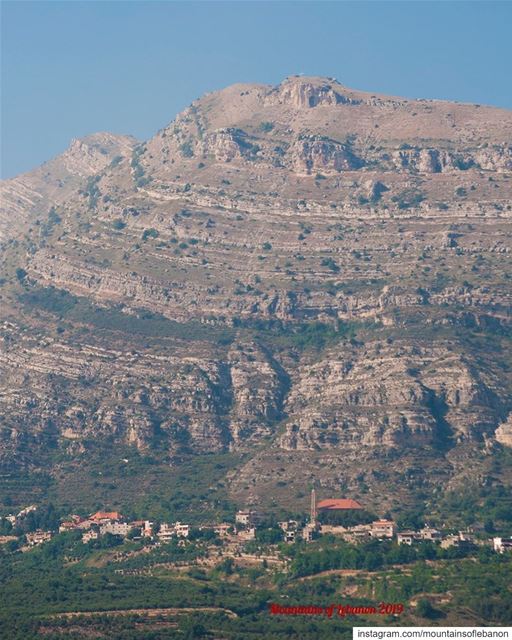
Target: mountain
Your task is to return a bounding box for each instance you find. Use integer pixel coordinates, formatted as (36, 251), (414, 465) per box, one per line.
(0, 132), (137, 242)
(1, 76), (511, 521)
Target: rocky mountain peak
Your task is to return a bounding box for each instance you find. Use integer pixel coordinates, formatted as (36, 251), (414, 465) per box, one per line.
(268, 75), (350, 108)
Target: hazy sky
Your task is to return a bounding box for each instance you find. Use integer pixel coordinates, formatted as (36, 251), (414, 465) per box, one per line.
(2, 1), (511, 179)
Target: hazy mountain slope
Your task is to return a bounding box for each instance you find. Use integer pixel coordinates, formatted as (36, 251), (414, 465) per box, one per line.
(0, 132), (137, 243)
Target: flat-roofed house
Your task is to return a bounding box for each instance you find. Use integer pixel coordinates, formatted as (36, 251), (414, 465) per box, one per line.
(157, 523), (175, 543)
(100, 521), (131, 537)
(493, 537), (512, 553)
(82, 529), (99, 544)
(235, 510), (262, 526)
(397, 530), (420, 545)
(26, 530), (52, 546)
(213, 523), (232, 537)
(174, 522), (190, 538)
(419, 526), (442, 542)
(370, 519), (396, 539)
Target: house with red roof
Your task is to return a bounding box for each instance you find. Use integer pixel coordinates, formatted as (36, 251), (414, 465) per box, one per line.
(317, 498), (363, 511)
(90, 511), (123, 523)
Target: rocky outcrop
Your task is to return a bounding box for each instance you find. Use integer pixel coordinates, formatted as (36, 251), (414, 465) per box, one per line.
(291, 135), (363, 174)
(474, 144), (512, 172)
(390, 145), (512, 174)
(0, 333), (234, 459)
(201, 128), (260, 162)
(495, 414), (512, 447)
(268, 77), (353, 108)
(279, 341), (507, 452)
(0, 328), (289, 460)
(392, 148), (454, 173)
(61, 133), (136, 177)
(227, 342), (288, 447)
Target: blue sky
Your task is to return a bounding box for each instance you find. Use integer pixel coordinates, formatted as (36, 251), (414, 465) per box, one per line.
(1, 1), (511, 179)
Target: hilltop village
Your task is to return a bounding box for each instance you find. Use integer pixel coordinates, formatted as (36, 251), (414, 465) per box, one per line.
(2, 492), (511, 558)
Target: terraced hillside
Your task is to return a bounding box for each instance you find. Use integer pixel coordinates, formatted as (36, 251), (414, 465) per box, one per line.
(1, 76), (511, 520)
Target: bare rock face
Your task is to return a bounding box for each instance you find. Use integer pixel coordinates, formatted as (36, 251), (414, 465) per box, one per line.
(291, 135), (362, 174)
(362, 179), (389, 201)
(391, 148), (450, 173)
(390, 145), (512, 174)
(201, 129), (259, 163)
(495, 415), (512, 447)
(278, 340), (505, 452)
(61, 133), (135, 177)
(267, 77), (351, 108)
(474, 144), (512, 172)
(227, 342), (287, 447)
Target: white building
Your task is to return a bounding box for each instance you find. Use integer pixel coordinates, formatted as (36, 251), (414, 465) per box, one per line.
(370, 520), (396, 539)
(157, 523), (175, 543)
(100, 522), (131, 537)
(174, 522), (190, 538)
(213, 523), (232, 537)
(26, 530), (52, 546)
(284, 530), (296, 543)
(82, 529), (100, 544)
(235, 510), (252, 526)
(397, 531), (420, 545)
(419, 526), (442, 542)
(235, 510), (261, 527)
(157, 522), (190, 541)
(493, 537), (512, 553)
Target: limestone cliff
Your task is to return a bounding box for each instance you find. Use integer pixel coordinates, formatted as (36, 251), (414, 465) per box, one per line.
(0, 76), (511, 512)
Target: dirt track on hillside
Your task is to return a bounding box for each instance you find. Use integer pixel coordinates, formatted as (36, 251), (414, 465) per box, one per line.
(47, 606), (238, 619)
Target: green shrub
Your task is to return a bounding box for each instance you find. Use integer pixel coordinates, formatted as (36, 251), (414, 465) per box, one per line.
(391, 189), (426, 209)
(15, 268), (27, 283)
(416, 598), (442, 619)
(142, 228), (159, 240)
(321, 257), (340, 272)
(179, 141), (194, 158)
(83, 176), (101, 209)
(259, 121), (274, 133)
